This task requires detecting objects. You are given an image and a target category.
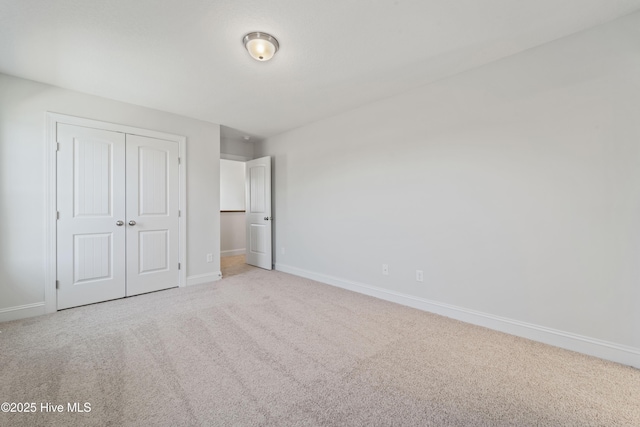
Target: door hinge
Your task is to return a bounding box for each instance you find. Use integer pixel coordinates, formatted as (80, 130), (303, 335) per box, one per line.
(56, 142), (60, 151)
(178, 263), (181, 270)
(178, 210), (181, 217)
(56, 211), (60, 220)
(56, 280), (60, 289)
(178, 157), (181, 165)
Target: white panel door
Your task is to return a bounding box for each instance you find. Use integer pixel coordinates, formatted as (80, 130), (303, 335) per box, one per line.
(125, 134), (180, 296)
(57, 124), (126, 309)
(245, 156), (272, 270)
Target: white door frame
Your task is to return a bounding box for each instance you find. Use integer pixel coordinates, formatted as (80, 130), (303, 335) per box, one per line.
(44, 112), (187, 313)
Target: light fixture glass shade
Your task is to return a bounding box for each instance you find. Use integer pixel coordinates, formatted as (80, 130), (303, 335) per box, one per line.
(243, 32), (279, 61)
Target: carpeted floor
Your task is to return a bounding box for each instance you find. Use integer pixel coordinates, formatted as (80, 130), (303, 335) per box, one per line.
(1, 265), (639, 426)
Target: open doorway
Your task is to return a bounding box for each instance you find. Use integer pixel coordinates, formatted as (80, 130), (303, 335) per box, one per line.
(220, 125), (258, 277)
(220, 126), (272, 275)
(220, 158), (247, 276)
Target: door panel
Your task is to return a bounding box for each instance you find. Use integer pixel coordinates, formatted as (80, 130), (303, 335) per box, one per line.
(73, 233), (112, 283)
(138, 146), (169, 215)
(139, 230), (169, 273)
(57, 124), (126, 309)
(125, 134), (179, 296)
(249, 165), (266, 211)
(73, 138), (113, 217)
(246, 156), (272, 270)
(249, 224), (267, 255)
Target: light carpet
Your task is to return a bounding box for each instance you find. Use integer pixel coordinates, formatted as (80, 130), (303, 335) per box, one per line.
(1, 266), (639, 426)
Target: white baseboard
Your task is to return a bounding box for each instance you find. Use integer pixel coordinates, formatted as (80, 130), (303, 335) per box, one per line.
(186, 272), (222, 286)
(0, 302), (46, 323)
(275, 263), (640, 369)
(221, 249), (246, 257)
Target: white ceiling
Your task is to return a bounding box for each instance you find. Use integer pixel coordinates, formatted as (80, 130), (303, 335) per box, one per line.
(1, 0), (640, 139)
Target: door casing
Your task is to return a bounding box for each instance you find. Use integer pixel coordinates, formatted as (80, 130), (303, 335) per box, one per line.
(44, 112), (187, 313)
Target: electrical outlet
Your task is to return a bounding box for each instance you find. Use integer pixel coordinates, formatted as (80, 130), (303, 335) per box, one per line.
(382, 264), (389, 275)
(206, 253), (213, 263)
(416, 270), (424, 282)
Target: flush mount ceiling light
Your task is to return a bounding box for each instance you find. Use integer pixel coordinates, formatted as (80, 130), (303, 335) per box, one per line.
(243, 32), (279, 61)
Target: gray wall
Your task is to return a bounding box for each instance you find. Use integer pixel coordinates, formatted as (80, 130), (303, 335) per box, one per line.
(220, 159), (246, 211)
(220, 159), (246, 256)
(257, 13), (640, 362)
(220, 212), (246, 257)
(221, 138), (254, 161)
(0, 73), (221, 319)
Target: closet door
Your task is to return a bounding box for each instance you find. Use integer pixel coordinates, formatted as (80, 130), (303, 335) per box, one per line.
(56, 124), (126, 309)
(125, 134), (180, 296)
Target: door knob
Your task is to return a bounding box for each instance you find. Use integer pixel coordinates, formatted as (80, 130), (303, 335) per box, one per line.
(116, 220), (124, 226)
(264, 217), (272, 221)
(128, 220), (137, 226)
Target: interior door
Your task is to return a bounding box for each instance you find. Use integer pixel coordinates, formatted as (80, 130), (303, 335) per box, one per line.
(125, 134), (180, 296)
(56, 124), (126, 309)
(245, 156), (272, 270)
